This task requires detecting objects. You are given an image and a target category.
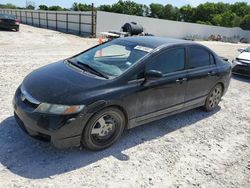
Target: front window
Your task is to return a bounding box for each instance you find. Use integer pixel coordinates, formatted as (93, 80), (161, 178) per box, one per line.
(69, 40), (152, 78)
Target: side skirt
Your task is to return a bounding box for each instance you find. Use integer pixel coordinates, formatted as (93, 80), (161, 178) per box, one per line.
(127, 96), (206, 129)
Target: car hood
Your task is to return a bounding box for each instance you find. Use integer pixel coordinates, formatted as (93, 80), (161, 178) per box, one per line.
(22, 61), (107, 105)
(238, 52), (250, 62)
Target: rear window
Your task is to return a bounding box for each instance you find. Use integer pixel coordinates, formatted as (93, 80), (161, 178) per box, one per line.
(0, 14), (16, 19)
(189, 47), (211, 69)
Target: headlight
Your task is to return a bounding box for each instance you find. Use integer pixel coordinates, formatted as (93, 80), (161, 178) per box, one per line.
(35, 103), (85, 115)
(233, 60), (242, 65)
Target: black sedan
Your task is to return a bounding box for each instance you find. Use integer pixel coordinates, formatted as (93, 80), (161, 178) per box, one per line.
(13, 37), (231, 150)
(0, 13), (20, 31)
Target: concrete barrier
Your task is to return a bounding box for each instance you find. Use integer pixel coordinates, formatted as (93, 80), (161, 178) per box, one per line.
(96, 11), (250, 40)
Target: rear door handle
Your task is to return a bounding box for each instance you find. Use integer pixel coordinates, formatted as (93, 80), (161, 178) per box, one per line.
(208, 71), (216, 76)
(176, 78), (187, 83)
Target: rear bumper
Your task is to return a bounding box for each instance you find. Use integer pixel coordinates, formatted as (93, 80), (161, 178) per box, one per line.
(0, 24), (19, 30)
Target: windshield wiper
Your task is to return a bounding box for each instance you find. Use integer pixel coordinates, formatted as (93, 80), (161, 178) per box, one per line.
(67, 59), (109, 79)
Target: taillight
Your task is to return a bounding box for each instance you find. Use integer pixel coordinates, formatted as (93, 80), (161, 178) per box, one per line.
(15, 19), (20, 25)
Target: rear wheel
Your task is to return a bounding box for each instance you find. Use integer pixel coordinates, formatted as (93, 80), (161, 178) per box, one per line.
(204, 84), (223, 111)
(82, 107), (125, 150)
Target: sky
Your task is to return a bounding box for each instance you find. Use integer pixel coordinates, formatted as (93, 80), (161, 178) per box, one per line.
(1, 0), (248, 8)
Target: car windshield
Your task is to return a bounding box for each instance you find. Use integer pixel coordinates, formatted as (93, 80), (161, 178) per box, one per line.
(69, 39), (152, 78)
(245, 47), (250, 52)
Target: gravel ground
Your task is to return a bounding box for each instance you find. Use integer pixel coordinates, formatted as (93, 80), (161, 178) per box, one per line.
(0, 24), (249, 188)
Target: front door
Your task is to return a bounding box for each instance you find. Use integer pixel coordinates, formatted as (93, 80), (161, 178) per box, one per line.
(134, 47), (188, 122)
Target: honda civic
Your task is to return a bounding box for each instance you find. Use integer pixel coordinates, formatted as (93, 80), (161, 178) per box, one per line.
(13, 36), (231, 150)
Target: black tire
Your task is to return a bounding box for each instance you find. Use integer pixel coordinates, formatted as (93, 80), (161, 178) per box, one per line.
(204, 84), (223, 112)
(82, 107), (125, 151)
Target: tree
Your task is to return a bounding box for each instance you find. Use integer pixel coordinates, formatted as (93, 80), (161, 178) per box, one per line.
(48, 6), (64, 11)
(162, 4), (180, 20)
(39, 5), (48, 10)
(180, 5), (195, 22)
(149, 3), (164, 18)
(26, 5), (35, 10)
(98, 5), (112, 12)
(194, 2), (217, 22)
(72, 3), (93, 11)
(220, 11), (235, 27)
(212, 14), (223, 26)
(240, 14), (250, 30)
(230, 2), (250, 17)
(232, 15), (242, 27)
(0, 3), (16, 9)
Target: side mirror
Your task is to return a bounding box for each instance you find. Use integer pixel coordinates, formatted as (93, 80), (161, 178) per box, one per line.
(237, 48), (245, 53)
(144, 70), (163, 84)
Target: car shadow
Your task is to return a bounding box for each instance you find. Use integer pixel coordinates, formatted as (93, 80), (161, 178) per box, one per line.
(0, 107), (220, 179)
(232, 74), (250, 83)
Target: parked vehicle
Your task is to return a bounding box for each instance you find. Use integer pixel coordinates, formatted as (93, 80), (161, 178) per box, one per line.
(13, 36), (231, 150)
(232, 47), (250, 76)
(0, 14), (19, 31)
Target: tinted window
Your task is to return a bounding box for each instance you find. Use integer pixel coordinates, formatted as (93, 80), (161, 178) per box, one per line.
(189, 47), (210, 68)
(146, 48), (185, 74)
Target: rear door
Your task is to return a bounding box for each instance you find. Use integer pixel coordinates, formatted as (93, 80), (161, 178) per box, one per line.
(185, 46), (219, 103)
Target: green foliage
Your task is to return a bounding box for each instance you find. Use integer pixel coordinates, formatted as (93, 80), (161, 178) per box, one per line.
(180, 5), (195, 22)
(98, 0), (144, 16)
(0, 3), (17, 9)
(48, 6), (68, 11)
(240, 14), (250, 30)
(230, 2), (250, 17)
(39, 5), (48, 10)
(149, 3), (164, 18)
(72, 3), (93, 11)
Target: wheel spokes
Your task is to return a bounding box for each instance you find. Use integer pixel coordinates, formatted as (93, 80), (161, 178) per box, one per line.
(97, 117), (106, 127)
(91, 128), (103, 135)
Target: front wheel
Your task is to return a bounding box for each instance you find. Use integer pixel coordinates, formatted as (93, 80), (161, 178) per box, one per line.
(204, 84), (223, 112)
(81, 107), (125, 151)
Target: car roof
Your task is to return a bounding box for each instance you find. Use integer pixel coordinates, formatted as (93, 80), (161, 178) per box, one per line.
(0, 13), (16, 19)
(121, 36), (193, 49)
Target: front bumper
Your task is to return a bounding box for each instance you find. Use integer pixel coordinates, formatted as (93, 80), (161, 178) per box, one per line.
(232, 60), (250, 76)
(13, 87), (90, 149)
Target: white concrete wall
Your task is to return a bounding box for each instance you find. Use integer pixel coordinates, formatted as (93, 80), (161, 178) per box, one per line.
(0, 9), (94, 35)
(97, 11), (250, 40)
